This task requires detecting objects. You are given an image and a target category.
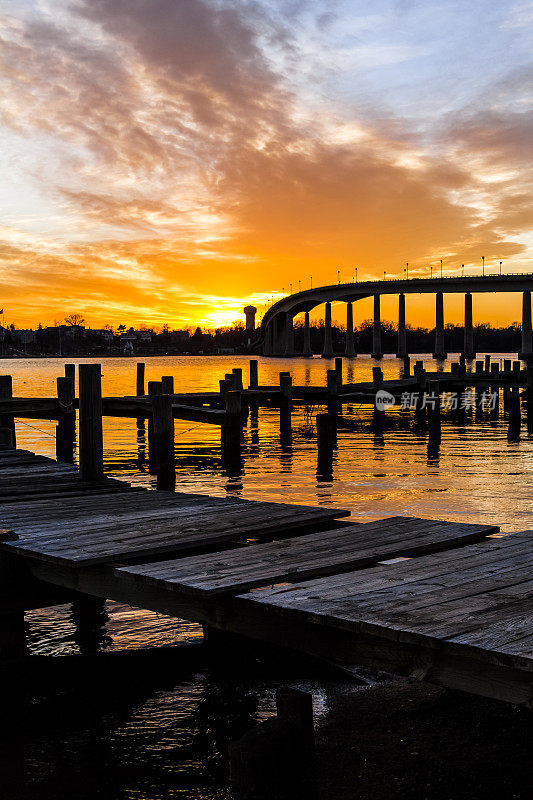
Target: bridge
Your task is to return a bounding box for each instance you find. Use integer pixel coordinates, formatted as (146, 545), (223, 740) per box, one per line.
(257, 273), (533, 359)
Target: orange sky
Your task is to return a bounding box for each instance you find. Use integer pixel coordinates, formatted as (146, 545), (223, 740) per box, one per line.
(0, 0), (531, 330)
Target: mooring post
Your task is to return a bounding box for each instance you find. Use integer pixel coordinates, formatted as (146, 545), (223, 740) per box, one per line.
(426, 380), (441, 445)
(0, 375), (16, 449)
(229, 689), (317, 800)
(232, 368), (244, 391)
(222, 390), (242, 466)
(161, 375), (174, 395)
(0, 427), (13, 449)
(316, 412), (335, 480)
(56, 375), (75, 463)
(402, 354), (411, 378)
(503, 359), (512, 372)
(64, 363), (76, 391)
(136, 362), (145, 396)
(279, 372), (292, 401)
(414, 367), (427, 424)
(249, 359), (259, 390)
(78, 364), (103, 481)
(335, 357), (343, 386)
(507, 387), (521, 440)
(475, 360), (484, 373)
(151, 394), (175, 490)
(147, 380), (163, 474)
(484, 354), (491, 372)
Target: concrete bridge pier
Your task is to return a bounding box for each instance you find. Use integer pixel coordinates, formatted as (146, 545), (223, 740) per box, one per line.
(433, 292), (447, 360)
(520, 290), (533, 360)
(463, 292), (475, 359)
(302, 311), (312, 357)
(322, 302), (334, 358)
(275, 313), (287, 356)
(371, 295), (382, 359)
(264, 324), (273, 356)
(396, 293), (407, 358)
(345, 302), (356, 358)
(284, 315), (294, 357)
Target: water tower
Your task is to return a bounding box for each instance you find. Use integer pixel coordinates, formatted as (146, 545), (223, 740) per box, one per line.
(244, 305), (257, 331)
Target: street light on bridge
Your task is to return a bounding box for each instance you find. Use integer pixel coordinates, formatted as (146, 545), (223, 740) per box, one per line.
(338, 269), (340, 284)
(440, 259), (443, 278)
(310, 276), (313, 289)
(462, 263), (465, 277)
(500, 261), (503, 275)
(405, 262), (409, 279)
(482, 256), (485, 276)
(355, 267), (358, 282)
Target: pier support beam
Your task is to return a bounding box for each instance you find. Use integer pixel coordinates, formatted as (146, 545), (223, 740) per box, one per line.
(371, 295), (382, 359)
(345, 302), (356, 357)
(520, 290), (533, 360)
(275, 314), (286, 356)
(463, 292), (475, 359)
(322, 302), (334, 358)
(78, 364), (104, 482)
(396, 293), (407, 358)
(303, 312), (312, 357)
(284, 315), (294, 357)
(433, 292), (447, 360)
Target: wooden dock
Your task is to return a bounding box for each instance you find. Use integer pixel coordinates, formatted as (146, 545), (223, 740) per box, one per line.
(1, 444), (532, 706)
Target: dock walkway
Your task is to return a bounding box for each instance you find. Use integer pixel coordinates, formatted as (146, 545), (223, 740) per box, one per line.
(0, 447), (532, 707)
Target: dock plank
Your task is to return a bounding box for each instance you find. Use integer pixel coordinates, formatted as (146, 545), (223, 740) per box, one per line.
(118, 517), (498, 596)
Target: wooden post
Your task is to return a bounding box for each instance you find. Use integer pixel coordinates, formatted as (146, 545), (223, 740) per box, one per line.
(147, 380), (162, 474)
(222, 390), (242, 472)
(228, 689), (317, 800)
(161, 375), (174, 394)
(513, 360), (521, 374)
(316, 412), (335, 480)
(503, 359), (512, 372)
(507, 387), (521, 441)
(326, 369), (338, 420)
(249, 359), (259, 390)
(402, 354), (410, 378)
(475, 360), (484, 373)
(426, 380), (441, 446)
(232, 368), (243, 391)
(78, 364), (103, 481)
(151, 394), (175, 490)
(0, 375), (16, 449)
(335, 356), (343, 386)
(0, 427), (13, 450)
(56, 375), (75, 463)
(484, 354), (491, 372)
(279, 372), (292, 401)
(372, 366), (383, 389)
(136, 362), (145, 396)
(64, 363), (76, 391)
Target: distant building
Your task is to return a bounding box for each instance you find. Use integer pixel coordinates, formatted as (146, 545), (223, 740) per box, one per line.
(90, 328), (114, 342)
(12, 329), (36, 344)
(244, 305), (257, 331)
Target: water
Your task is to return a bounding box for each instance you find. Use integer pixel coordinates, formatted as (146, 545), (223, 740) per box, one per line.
(2, 353), (531, 798)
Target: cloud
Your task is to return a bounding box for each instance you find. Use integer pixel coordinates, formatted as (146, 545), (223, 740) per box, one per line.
(0, 0), (531, 327)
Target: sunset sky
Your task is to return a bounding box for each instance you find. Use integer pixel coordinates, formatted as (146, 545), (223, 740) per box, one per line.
(1, 0), (532, 330)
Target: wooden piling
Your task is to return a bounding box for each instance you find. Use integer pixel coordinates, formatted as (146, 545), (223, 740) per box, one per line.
(372, 366), (383, 389)
(484, 354), (491, 371)
(503, 359), (512, 372)
(402, 354), (411, 377)
(249, 359), (259, 390)
(64, 363), (76, 391)
(56, 375), (75, 463)
(161, 375), (174, 394)
(475, 360), (484, 373)
(335, 357), (343, 386)
(232, 368), (244, 391)
(229, 689), (317, 800)
(427, 380), (441, 445)
(316, 412), (335, 479)
(136, 362), (145, 396)
(507, 387), (521, 440)
(151, 394), (176, 490)
(279, 372), (293, 401)
(0, 375), (16, 449)
(147, 380), (163, 474)
(78, 364), (104, 481)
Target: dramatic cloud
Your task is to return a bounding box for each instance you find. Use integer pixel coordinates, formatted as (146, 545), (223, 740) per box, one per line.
(0, 0), (531, 327)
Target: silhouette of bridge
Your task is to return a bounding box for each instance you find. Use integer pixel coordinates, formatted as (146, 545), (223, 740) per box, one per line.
(257, 273), (533, 359)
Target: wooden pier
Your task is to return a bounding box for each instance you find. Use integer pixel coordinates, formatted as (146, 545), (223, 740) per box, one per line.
(0, 443), (532, 706)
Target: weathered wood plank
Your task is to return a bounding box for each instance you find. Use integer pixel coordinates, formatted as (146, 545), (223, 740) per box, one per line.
(118, 517), (498, 596)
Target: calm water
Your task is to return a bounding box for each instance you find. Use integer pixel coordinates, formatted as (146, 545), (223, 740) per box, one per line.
(2, 353), (532, 798)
